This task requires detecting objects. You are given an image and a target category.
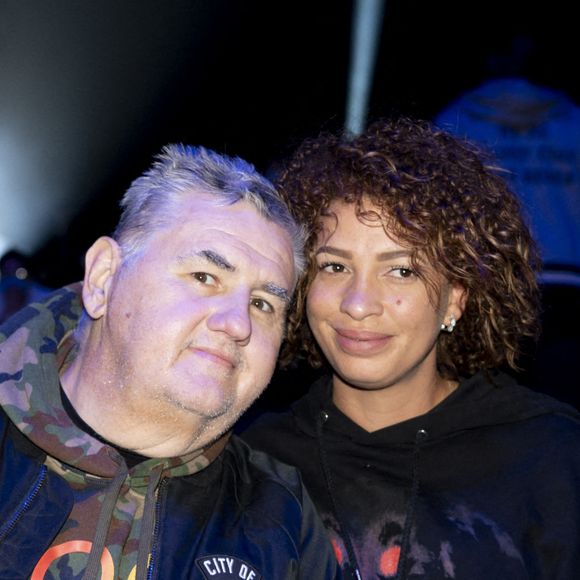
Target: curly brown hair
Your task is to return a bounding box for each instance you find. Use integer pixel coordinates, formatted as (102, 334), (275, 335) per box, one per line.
(278, 117), (541, 379)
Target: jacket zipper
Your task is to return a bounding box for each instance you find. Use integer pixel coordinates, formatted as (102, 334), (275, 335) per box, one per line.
(146, 477), (167, 580)
(0, 464), (48, 542)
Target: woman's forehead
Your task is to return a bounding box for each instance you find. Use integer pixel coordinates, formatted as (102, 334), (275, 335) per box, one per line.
(318, 200), (401, 244)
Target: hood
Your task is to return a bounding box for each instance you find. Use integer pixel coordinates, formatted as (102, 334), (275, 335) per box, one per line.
(0, 284), (227, 481)
(290, 370), (579, 446)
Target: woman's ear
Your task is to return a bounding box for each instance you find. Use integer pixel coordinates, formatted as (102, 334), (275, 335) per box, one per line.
(443, 282), (468, 326)
(82, 237), (122, 320)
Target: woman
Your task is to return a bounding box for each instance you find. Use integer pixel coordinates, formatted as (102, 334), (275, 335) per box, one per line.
(240, 118), (580, 579)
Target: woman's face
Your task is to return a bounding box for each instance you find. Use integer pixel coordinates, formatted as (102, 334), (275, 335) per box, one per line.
(306, 199), (465, 392)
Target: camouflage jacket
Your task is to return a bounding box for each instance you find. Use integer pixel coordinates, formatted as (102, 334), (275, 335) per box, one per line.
(0, 286), (341, 579)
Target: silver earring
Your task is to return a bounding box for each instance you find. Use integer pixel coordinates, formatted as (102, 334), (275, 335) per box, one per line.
(441, 315), (456, 333)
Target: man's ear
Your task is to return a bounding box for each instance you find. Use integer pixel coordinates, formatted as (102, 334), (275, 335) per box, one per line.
(82, 236), (122, 320)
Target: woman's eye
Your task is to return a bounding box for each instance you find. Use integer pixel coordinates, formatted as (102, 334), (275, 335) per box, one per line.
(192, 272), (217, 285)
(251, 297), (274, 313)
(320, 262), (346, 274)
(389, 266), (415, 279)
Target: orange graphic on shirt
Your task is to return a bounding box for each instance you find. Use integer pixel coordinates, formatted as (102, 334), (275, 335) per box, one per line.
(379, 545), (401, 577)
(331, 537), (345, 565)
(32, 540), (114, 580)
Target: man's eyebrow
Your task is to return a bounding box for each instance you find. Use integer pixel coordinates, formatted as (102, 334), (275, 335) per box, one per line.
(178, 250), (235, 271)
(177, 251), (290, 303)
(315, 245), (411, 261)
(262, 282), (290, 304)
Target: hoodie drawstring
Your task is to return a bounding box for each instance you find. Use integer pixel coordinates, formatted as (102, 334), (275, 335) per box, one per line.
(395, 428), (428, 580)
(81, 462), (165, 580)
(82, 463), (129, 580)
(317, 410), (428, 580)
(317, 411), (362, 580)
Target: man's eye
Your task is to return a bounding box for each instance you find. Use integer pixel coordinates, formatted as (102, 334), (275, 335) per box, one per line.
(192, 272), (217, 285)
(250, 297), (274, 313)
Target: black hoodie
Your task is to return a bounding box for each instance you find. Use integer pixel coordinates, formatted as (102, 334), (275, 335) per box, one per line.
(240, 370), (580, 579)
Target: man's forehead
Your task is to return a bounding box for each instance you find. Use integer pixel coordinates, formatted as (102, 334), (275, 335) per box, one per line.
(147, 196), (295, 280)
(177, 244), (284, 273)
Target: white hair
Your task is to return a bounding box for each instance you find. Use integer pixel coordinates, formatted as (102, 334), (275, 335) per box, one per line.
(113, 144), (305, 275)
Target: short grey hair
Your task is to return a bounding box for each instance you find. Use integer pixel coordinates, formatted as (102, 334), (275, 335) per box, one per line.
(113, 144), (305, 276)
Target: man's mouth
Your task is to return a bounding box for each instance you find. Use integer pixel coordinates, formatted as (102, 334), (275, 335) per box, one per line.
(189, 345), (238, 369)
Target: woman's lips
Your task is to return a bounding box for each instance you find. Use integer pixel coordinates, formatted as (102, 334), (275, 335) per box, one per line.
(334, 328), (392, 355)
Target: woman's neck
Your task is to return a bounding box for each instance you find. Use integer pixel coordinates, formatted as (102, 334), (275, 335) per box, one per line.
(332, 372), (457, 432)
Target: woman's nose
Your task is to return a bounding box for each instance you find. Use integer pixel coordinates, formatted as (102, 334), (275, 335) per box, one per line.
(339, 276), (383, 320)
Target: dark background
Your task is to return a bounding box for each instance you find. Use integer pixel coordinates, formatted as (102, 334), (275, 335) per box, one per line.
(1, 0), (577, 286)
(1, 0), (578, 408)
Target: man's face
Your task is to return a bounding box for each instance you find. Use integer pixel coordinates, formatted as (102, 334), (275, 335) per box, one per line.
(93, 193), (295, 444)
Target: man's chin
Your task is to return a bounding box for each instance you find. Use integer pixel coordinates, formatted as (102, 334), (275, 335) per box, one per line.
(170, 391), (235, 421)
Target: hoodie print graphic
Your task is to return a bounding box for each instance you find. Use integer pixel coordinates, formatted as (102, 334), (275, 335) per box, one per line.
(323, 502), (526, 578)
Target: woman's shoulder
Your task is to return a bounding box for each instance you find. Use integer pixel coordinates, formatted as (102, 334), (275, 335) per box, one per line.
(465, 371), (580, 457)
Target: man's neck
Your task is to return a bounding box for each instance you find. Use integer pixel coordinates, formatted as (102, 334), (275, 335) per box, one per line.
(60, 384), (149, 467)
(59, 353), (211, 459)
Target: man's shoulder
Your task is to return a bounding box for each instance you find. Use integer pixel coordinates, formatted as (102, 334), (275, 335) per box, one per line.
(0, 284), (80, 340)
(236, 407), (307, 463)
(237, 406), (295, 437)
(226, 433), (302, 491)
(216, 435), (317, 534)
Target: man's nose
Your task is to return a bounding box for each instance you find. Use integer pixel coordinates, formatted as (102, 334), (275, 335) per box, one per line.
(207, 291), (252, 343)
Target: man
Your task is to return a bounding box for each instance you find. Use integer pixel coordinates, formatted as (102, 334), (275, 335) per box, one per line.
(0, 145), (341, 578)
